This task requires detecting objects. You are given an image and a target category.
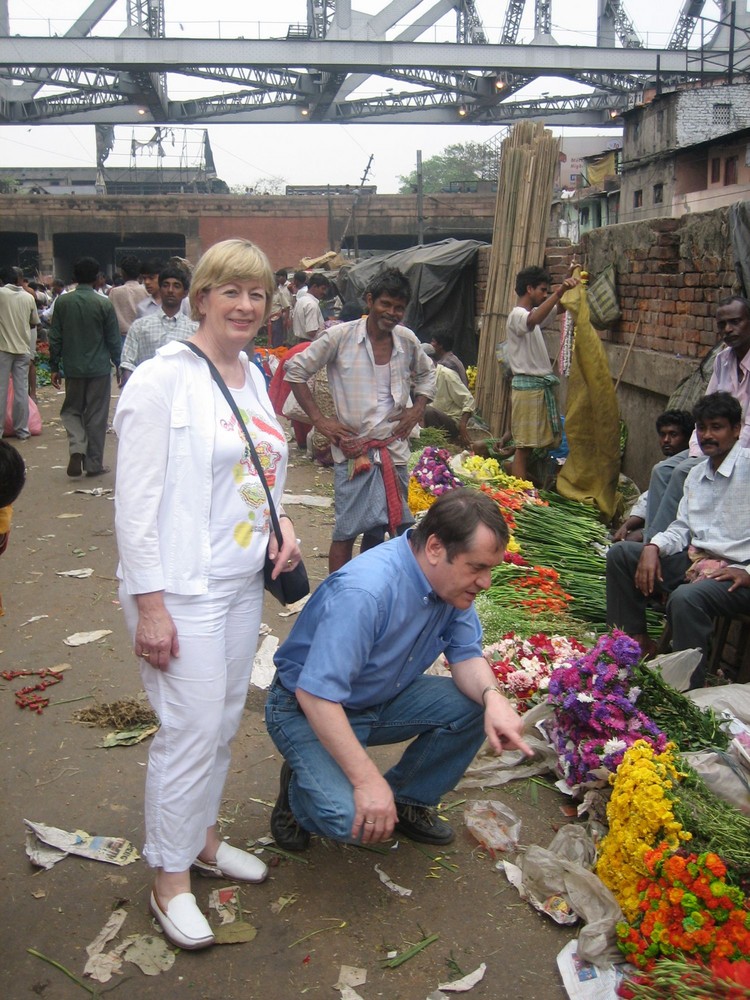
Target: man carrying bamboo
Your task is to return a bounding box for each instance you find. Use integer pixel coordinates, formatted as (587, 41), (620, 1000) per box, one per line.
(506, 265), (578, 482)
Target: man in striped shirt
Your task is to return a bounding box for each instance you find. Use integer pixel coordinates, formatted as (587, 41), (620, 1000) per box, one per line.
(120, 267), (196, 386)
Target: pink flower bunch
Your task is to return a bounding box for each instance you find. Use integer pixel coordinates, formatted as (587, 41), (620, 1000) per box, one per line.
(547, 629), (667, 786)
(412, 447), (462, 496)
(483, 632), (587, 714)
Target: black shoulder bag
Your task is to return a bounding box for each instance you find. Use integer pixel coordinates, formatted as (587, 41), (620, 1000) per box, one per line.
(186, 342), (310, 606)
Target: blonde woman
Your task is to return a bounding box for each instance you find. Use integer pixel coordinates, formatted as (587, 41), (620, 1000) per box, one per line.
(114, 240), (300, 949)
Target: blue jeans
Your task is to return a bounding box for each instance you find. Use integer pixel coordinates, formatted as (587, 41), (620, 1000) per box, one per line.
(264, 675), (486, 843)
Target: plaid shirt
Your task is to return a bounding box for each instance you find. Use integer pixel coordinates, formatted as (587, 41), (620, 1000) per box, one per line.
(283, 318), (435, 464)
(120, 310), (198, 372)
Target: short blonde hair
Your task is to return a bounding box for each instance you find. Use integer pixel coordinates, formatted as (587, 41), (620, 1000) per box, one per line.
(189, 239), (275, 323)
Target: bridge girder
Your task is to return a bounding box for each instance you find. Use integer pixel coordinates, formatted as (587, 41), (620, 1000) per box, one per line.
(0, 2), (747, 128)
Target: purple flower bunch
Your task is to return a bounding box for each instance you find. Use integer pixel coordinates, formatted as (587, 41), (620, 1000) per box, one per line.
(412, 447), (462, 496)
(546, 629), (667, 787)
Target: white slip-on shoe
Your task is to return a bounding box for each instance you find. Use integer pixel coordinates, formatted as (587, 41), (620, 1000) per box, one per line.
(149, 891), (214, 950)
(192, 841), (268, 884)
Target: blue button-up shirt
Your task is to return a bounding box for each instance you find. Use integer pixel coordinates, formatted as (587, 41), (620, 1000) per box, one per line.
(274, 531), (484, 709)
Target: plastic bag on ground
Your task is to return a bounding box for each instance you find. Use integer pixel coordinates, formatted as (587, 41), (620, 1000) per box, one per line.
(463, 799), (521, 852)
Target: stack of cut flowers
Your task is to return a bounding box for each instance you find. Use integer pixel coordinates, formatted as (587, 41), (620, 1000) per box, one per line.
(483, 632), (586, 714)
(546, 631), (668, 787)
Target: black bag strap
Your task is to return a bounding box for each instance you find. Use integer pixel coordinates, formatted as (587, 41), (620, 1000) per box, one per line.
(185, 342), (284, 549)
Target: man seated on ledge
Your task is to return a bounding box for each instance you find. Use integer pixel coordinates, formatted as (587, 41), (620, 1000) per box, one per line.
(265, 488), (532, 851)
(606, 391), (750, 688)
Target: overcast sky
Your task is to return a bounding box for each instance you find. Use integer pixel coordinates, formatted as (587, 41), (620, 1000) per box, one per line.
(1, 1), (721, 192)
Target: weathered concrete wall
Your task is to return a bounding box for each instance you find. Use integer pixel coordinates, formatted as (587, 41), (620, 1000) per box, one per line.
(0, 192), (497, 276)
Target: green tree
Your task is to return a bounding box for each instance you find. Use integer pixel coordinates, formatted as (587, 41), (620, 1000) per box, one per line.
(398, 141), (490, 193)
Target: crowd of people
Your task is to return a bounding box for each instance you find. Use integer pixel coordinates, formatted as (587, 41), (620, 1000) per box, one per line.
(1, 241), (748, 953)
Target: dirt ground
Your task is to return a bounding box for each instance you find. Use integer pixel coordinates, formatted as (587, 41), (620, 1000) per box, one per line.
(1, 384), (578, 1000)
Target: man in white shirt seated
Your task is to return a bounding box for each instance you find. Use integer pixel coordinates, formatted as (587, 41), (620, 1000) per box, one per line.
(292, 273), (330, 343)
(120, 267), (196, 386)
(606, 391), (750, 688)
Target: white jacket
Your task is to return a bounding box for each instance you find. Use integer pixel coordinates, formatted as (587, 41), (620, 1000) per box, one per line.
(114, 340), (284, 595)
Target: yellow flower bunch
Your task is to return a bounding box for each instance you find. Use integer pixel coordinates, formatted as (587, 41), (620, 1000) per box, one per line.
(507, 535), (521, 554)
(596, 741), (691, 921)
(466, 365), (477, 391)
(407, 477), (438, 514)
(459, 455), (534, 491)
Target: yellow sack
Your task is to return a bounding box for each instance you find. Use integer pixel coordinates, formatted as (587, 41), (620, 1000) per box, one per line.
(555, 275), (620, 519)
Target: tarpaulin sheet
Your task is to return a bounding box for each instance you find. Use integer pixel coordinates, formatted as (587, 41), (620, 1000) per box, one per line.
(555, 276), (621, 519)
(337, 239), (487, 364)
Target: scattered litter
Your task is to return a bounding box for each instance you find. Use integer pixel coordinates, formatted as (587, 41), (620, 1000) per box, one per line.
(270, 893), (299, 914)
(251, 634), (279, 690)
(63, 629), (112, 646)
(2, 665), (67, 713)
(336, 964), (367, 1000)
(36, 534), (56, 541)
(259, 622), (272, 635)
(56, 513), (83, 518)
(556, 940), (623, 1000)
(209, 885), (243, 925)
(281, 492), (333, 508)
(463, 799), (521, 853)
(502, 837), (623, 966)
(55, 568), (94, 578)
(84, 908), (128, 982)
(31, 889), (47, 899)
(71, 487), (113, 497)
(381, 933), (439, 968)
(207, 886), (258, 944)
(438, 963), (487, 992)
(74, 698), (159, 731)
(374, 864), (412, 897)
(288, 920), (346, 948)
(19, 614), (48, 627)
(98, 726), (158, 747)
(278, 593), (311, 617)
(24, 819), (140, 869)
(118, 934), (175, 975)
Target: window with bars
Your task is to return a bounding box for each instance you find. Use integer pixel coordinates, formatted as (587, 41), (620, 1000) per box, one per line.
(713, 104), (732, 127)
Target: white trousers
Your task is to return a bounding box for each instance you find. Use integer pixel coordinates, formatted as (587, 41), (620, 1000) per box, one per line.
(120, 573), (264, 871)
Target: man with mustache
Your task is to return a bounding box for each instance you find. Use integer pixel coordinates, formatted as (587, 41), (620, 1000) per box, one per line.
(612, 409), (694, 542)
(606, 391), (750, 688)
(283, 268), (435, 572)
(645, 295), (750, 539)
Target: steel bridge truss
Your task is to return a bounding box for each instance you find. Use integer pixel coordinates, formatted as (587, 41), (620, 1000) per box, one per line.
(0, 0), (748, 127)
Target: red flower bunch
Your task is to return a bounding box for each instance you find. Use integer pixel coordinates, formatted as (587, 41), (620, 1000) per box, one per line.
(617, 843), (750, 971)
(618, 957), (750, 998)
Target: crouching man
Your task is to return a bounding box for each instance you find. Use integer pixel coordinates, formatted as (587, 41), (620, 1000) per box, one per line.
(265, 488), (532, 850)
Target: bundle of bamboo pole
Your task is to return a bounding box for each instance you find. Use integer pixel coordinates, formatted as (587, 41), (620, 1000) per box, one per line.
(475, 122), (561, 438)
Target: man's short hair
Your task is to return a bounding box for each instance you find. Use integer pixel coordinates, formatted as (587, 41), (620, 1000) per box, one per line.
(292, 270), (308, 286)
(189, 238), (275, 324)
(0, 265), (17, 284)
(655, 409), (694, 437)
(432, 331), (455, 352)
(158, 265), (189, 291)
(0, 440), (26, 507)
(717, 294), (750, 315)
(275, 269), (288, 281)
(365, 267), (412, 305)
(515, 265), (551, 297)
(119, 255), (142, 280)
(141, 257), (164, 276)
(693, 391), (742, 426)
(307, 272), (330, 291)
(73, 256), (101, 284)
(410, 488), (509, 561)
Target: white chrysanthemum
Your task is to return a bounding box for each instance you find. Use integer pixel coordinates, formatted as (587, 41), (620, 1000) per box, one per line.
(576, 692), (594, 702)
(603, 738), (627, 756)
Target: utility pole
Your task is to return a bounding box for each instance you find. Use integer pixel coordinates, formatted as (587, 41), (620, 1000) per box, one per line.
(339, 154), (374, 258)
(416, 150), (425, 245)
